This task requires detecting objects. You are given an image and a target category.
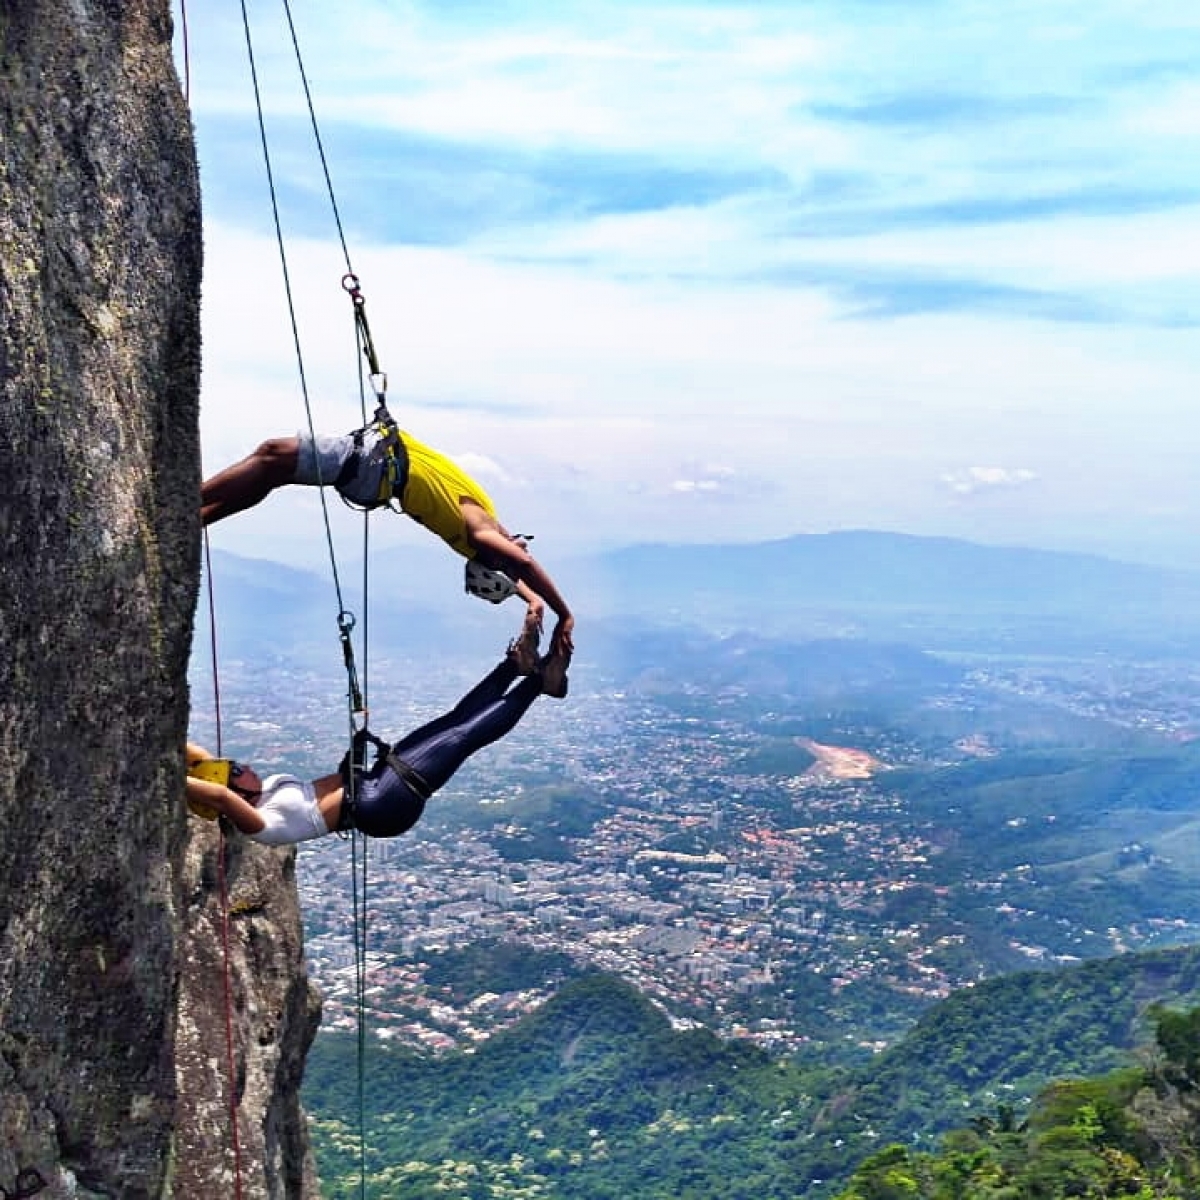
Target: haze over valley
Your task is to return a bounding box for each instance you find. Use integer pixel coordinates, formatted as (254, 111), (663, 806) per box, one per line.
(190, 531), (1200, 1195)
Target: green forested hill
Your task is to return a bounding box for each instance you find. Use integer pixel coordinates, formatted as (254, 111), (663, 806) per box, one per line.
(305, 973), (819, 1199)
(888, 742), (1200, 875)
(304, 946), (1200, 1199)
(883, 744), (1200, 964)
(806, 944), (1200, 1186)
(835, 1004), (1200, 1198)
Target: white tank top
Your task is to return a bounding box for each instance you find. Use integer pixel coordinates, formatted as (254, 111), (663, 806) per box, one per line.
(249, 775), (330, 845)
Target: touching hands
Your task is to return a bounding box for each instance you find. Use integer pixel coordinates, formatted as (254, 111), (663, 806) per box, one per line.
(550, 613), (575, 657)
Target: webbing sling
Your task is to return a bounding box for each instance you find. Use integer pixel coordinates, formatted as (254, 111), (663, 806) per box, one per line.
(337, 728), (433, 833)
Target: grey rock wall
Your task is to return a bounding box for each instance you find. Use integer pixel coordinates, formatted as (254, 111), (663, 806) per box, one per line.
(175, 828), (322, 1200)
(0, 3), (320, 1196)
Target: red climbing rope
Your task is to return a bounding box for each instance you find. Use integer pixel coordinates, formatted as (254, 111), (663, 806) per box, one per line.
(215, 832), (245, 1200)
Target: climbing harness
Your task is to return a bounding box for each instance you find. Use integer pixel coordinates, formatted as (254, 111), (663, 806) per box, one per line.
(337, 727), (434, 832)
(329, 274), (409, 512)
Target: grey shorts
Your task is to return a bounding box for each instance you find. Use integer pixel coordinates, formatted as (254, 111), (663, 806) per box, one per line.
(294, 429), (391, 507)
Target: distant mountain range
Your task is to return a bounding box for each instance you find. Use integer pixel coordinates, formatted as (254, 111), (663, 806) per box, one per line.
(602, 530), (1200, 609)
(591, 531), (1200, 650)
(200, 529), (1200, 662)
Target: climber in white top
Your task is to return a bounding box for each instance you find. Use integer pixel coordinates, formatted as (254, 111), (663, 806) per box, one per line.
(185, 615), (553, 845)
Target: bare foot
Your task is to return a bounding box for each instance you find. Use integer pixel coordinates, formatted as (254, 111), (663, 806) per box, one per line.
(539, 648), (572, 698)
(506, 619), (541, 675)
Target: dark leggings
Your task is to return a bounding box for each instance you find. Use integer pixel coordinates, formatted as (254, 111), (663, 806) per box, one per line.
(352, 658), (541, 836)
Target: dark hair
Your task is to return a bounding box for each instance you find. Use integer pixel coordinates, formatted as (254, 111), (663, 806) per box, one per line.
(228, 761), (260, 801)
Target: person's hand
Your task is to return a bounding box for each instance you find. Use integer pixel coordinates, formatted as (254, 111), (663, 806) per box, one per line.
(525, 597), (545, 634)
(550, 614), (574, 657)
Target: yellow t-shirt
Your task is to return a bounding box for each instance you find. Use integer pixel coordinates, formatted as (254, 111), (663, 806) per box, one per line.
(400, 432), (498, 558)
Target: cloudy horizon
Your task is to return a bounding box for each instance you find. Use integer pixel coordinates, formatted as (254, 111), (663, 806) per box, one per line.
(183, 2), (1199, 574)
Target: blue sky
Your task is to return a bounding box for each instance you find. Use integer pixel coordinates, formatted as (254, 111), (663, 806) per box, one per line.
(182, 1), (1200, 571)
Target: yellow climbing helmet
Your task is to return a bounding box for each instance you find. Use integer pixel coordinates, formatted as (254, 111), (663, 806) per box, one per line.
(186, 757), (249, 820)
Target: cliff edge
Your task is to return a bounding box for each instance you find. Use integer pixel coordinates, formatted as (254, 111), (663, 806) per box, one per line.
(1, 4), (320, 1196)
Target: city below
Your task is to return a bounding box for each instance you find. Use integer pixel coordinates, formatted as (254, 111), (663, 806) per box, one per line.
(195, 642), (1200, 1059)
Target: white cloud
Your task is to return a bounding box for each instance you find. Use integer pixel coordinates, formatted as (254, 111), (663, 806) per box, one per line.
(669, 465), (737, 496)
(1122, 81), (1200, 139)
(187, 2), (1200, 567)
(271, 7), (828, 157)
(454, 452), (519, 487)
(940, 467), (1040, 497)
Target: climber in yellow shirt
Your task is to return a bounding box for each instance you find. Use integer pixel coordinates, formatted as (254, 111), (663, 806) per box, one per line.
(201, 424), (573, 695)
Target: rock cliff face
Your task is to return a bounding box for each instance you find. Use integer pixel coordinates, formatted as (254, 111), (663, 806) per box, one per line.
(174, 830), (322, 1199)
(0, 4), (320, 1196)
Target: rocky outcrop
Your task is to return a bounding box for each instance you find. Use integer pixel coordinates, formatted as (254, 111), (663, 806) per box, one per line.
(175, 827), (322, 1200)
(0, 3), (320, 1196)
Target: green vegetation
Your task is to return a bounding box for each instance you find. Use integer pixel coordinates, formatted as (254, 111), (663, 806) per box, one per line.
(734, 738), (818, 776)
(811, 945), (1200, 1178)
(294, 617), (1200, 1196)
(304, 948), (1200, 1198)
(877, 743), (1200, 964)
(834, 1004), (1200, 1199)
(305, 974), (822, 1199)
(731, 963), (931, 1060)
(890, 745), (1200, 877)
(422, 940), (578, 1001)
(435, 781), (612, 853)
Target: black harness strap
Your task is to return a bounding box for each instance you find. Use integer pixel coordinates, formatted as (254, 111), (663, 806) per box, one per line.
(334, 400), (410, 510)
(371, 402), (407, 501)
(383, 749), (433, 802)
(338, 727), (432, 832)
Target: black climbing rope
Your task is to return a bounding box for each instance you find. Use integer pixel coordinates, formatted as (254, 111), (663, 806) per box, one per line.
(238, 7), (391, 1197)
